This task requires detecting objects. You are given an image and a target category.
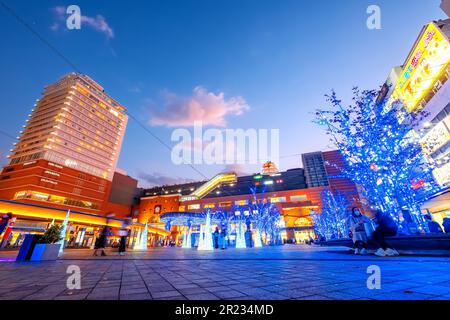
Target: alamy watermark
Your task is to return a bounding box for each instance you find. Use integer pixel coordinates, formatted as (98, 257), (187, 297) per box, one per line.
(171, 122), (280, 166)
(366, 5), (381, 30)
(66, 265), (81, 290)
(66, 5), (81, 30)
(366, 265), (381, 290)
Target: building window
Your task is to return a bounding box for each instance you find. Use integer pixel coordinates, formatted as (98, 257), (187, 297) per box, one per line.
(203, 204), (215, 209)
(219, 201), (232, 207)
(290, 195), (308, 202)
(188, 204), (200, 210)
(234, 200), (248, 206)
(270, 197), (286, 203)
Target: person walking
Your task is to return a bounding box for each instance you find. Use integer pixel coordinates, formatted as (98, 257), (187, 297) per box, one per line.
(220, 227), (227, 250)
(372, 210), (399, 257)
(93, 227), (108, 256)
(213, 227), (220, 249)
(349, 207), (369, 255)
(118, 232), (127, 256)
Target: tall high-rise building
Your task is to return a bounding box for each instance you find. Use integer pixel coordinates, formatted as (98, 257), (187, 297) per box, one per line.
(0, 73), (128, 214)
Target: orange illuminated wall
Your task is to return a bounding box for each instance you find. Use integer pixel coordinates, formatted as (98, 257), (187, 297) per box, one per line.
(138, 195), (180, 224)
(0, 159), (112, 214)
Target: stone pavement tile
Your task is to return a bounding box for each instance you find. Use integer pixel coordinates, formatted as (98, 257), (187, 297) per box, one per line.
(371, 290), (435, 300)
(427, 295), (450, 300)
(172, 283), (200, 290)
(321, 291), (361, 300)
(154, 296), (187, 300)
(253, 293), (288, 300)
(185, 292), (219, 300)
(409, 285), (450, 296)
(277, 289), (317, 299)
(178, 287), (209, 295)
(204, 286), (233, 293)
(226, 296), (258, 300)
(54, 293), (89, 300)
(120, 293), (153, 300)
(151, 290), (183, 299)
(295, 295), (331, 300)
(213, 290), (247, 299)
(1, 290), (41, 300)
(120, 287), (149, 295)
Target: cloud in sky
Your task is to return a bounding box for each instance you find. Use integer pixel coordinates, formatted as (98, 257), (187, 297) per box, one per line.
(150, 86), (250, 127)
(51, 6), (114, 39)
(138, 172), (196, 187)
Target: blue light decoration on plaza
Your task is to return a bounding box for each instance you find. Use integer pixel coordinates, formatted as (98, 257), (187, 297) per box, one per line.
(160, 187), (283, 249)
(310, 189), (352, 240)
(134, 223), (148, 250)
(57, 210), (70, 256)
(315, 88), (443, 232)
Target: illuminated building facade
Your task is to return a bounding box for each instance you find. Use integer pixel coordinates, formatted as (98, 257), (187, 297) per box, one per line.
(139, 150), (359, 244)
(379, 19), (450, 223)
(0, 73), (128, 213)
(0, 74), (152, 248)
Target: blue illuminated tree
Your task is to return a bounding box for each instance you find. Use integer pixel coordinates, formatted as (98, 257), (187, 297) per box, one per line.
(315, 88), (441, 231)
(248, 186), (282, 245)
(310, 188), (351, 240)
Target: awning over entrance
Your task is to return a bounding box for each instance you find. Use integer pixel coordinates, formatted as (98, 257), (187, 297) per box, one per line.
(421, 188), (450, 213)
(0, 199), (125, 228)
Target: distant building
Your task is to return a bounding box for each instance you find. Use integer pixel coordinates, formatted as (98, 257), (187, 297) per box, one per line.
(441, 0), (450, 17)
(0, 73), (128, 213)
(0, 74), (156, 249)
(138, 150), (359, 245)
(378, 19), (450, 223)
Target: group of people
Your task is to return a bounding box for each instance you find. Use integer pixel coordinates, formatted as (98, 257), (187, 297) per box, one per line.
(213, 227), (227, 249)
(93, 227), (128, 256)
(349, 207), (399, 257)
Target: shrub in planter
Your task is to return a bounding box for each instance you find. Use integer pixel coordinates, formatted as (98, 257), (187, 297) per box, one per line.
(30, 224), (63, 261)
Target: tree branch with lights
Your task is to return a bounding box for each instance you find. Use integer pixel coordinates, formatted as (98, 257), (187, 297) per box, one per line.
(315, 88), (442, 232)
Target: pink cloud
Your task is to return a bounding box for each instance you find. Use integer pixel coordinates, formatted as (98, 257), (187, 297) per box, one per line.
(150, 86), (250, 127)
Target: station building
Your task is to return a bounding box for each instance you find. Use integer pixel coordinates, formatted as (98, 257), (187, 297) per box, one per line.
(139, 151), (360, 244)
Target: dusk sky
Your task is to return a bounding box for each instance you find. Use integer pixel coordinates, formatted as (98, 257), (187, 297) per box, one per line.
(0, 0), (446, 187)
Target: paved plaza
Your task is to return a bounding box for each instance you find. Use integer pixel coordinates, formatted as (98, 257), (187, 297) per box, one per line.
(0, 245), (450, 300)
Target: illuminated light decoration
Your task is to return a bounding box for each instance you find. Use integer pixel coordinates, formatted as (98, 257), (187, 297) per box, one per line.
(263, 180), (274, 185)
(262, 161), (279, 174)
(253, 229), (262, 248)
(57, 210), (70, 256)
(412, 179), (426, 190)
(386, 22), (450, 114)
(235, 221), (246, 248)
(433, 162), (450, 186)
(310, 189), (351, 240)
(197, 210), (214, 251)
(253, 174), (263, 180)
(420, 121), (450, 156)
(316, 89), (443, 232)
(0, 199), (147, 230)
(191, 173), (237, 198)
(134, 223), (148, 250)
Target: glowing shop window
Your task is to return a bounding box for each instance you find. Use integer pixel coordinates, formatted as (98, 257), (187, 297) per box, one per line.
(234, 200), (248, 206)
(270, 197), (286, 203)
(203, 204), (215, 209)
(188, 204), (200, 210)
(219, 201), (232, 207)
(178, 206), (186, 211)
(290, 195), (308, 202)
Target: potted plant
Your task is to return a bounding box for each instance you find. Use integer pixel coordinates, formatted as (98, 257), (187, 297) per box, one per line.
(30, 224), (63, 261)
